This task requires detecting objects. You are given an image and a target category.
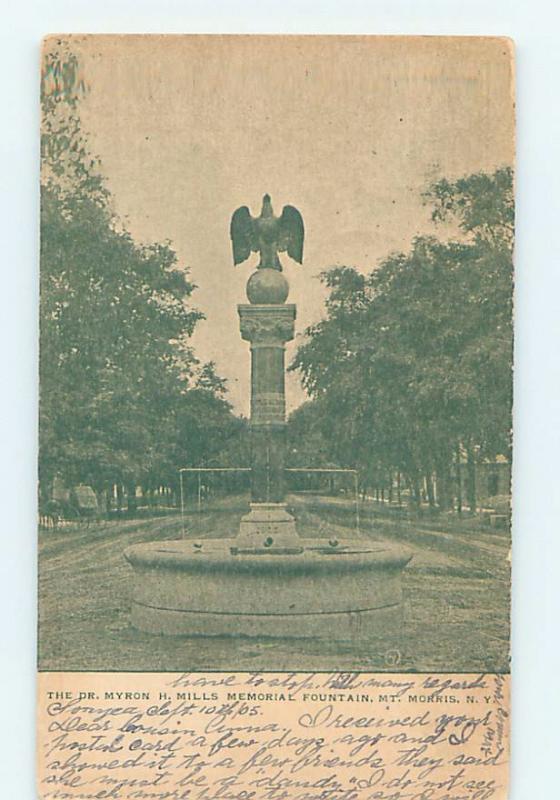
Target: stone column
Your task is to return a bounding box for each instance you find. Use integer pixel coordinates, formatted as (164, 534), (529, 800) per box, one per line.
(236, 301), (301, 551)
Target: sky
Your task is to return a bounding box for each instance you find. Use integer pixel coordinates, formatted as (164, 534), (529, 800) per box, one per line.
(58, 34), (514, 415)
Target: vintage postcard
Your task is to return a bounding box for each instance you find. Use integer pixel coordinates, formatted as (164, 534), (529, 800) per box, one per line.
(38, 35), (513, 799)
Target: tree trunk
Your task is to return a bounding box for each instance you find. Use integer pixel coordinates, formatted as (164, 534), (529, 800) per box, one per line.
(104, 486), (112, 516)
(455, 449), (463, 514)
(116, 483), (123, 513)
(126, 481), (137, 515)
(466, 446), (477, 513)
(411, 477), (421, 507)
(426, 472), (435, 508)
(436, 466), (453, 511)
(397, 472), (402, 506)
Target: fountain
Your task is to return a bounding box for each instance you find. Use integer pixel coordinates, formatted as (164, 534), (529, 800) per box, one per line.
(124, 196), (411, 641)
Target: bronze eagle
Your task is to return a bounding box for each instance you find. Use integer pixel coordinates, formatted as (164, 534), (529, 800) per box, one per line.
(230, 194), (304, 271)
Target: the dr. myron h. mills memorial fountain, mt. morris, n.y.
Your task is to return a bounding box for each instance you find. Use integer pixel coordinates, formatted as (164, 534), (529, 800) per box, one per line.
(124, 195), (411, 642)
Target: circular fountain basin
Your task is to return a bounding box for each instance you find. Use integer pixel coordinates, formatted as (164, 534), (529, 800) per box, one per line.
(124, 538), (412, 640)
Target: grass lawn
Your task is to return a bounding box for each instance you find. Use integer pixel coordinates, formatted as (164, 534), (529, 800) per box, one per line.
(38, 494), (510, 673)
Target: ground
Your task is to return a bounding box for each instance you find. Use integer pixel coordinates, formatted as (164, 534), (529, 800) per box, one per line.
(38, 494), (510, 673)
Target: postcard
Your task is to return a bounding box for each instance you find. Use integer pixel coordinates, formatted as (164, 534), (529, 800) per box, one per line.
(38, 34), (513, 799)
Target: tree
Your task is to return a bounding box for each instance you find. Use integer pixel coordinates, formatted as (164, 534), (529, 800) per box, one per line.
(291, 168), (513, 511)
(39, 43), (236, 512)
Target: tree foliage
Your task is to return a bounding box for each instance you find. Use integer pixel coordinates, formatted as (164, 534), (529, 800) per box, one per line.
(291, 168), (513, 506)
(39, 44), (239, 506)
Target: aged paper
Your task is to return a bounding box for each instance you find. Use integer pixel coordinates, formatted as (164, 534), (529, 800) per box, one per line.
(38, 35), (514, 798)
(38, 672), (508, 800)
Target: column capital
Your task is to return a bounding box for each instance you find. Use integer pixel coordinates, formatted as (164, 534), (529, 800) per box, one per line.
(238, 304), (296, 345)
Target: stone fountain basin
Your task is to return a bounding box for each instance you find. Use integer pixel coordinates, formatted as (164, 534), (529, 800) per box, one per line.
(124, 538), (412, 640)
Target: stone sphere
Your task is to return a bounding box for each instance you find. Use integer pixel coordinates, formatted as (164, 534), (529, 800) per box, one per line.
(246, 269), (289, 304)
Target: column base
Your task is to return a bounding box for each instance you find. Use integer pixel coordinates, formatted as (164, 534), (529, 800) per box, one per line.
(235, 502), (302, 553)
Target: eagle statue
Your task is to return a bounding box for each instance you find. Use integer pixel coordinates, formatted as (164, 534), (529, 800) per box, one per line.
(230, 194), (304, 271)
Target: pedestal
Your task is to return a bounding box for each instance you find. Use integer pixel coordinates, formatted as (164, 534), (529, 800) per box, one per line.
(238, 303), (300, 550)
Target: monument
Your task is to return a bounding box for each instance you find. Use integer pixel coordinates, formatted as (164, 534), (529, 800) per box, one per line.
(124, 196), (411, 641)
